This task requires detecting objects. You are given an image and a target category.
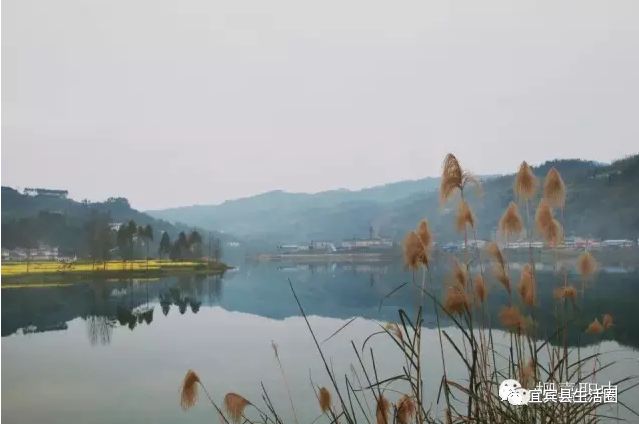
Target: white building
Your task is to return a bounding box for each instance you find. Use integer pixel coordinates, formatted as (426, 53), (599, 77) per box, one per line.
(601, 239), (634, 248)
(341, 238), (393, 250)
(310, 241), (337, 252)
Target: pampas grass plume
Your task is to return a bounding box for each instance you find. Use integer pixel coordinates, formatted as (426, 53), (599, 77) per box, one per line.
(499, 306), (526, 331)
(318, 387), (332, 413)
(553, 286), (577, 301)
(499, 202), (523, 238)
(602, 314), (614, 330)
(451, 259), (467, 287)
(543, 167), (566, 208)
(536, 199), (564, 246)
(518, 264), (536, 307)
(440, 153), (463, 204)
(519, 360), (535, 389)
(486, 242), (510, 294)
(402, 231), (425, 270)
(586, 318), (604, 335)
(577, 251), (598, 278)
(535, 199), (553, 234)
(180, 370), (201, 410)
(385, 322), (403, 342)
(416, 219), (433, 251)
(456, 199), (475, 232)
(224, 393), (250, 424)
(440, 153), (479, 204)
(376, 395), (391, 424)
(444, 286), (470, 315)
(514, 161), (538, 200)
(486, 242), (505, 270)
(396, 395), (417, 424)
(474, 274), (487, 304)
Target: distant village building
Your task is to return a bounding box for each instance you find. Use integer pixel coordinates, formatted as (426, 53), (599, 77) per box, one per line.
(278, 244), (310, 253)
(601, 239), (634, 248)
(341, 237), (393, 250)
(310, 241), (337, 252)
(23, 188), (68, 198)
(2, 244), (61, 261)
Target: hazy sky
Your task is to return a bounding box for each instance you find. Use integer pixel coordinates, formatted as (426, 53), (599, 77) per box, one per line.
(2, 0), (638, 210)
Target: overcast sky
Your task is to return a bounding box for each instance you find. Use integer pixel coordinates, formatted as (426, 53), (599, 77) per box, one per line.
(2, 0), (638, 210)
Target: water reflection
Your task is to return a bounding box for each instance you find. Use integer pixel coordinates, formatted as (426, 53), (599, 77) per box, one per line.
(3, 262), (639, 349)
(2, 274), (224, 345)
(86, 315), (115, 346)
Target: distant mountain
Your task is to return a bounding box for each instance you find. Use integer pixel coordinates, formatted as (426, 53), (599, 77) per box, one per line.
(147, 155), (639, 246)
(146, 177), (444, 242)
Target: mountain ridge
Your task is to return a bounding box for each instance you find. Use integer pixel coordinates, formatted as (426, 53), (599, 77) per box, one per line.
(146, 155), (639, 245)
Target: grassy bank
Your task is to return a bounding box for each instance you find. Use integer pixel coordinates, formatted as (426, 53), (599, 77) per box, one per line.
(1, 259), (229, 285)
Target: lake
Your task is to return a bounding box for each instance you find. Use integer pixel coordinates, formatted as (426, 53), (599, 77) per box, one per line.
(3, 261), (639, 423)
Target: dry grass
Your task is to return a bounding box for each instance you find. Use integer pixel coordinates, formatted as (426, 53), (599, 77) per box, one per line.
(553, 285), (577, 301)
(577, 251), (598, 278)
(586, 318), (604, 335)
(444, 285), (470, 315)
(375, 395), (391, 424)
(318, 387), (332, 413)
(498, 202), (523, 238)
(403, 219), (433, 270)
(224, 393), (250, 424)
(602, 313), (614, 330)
(543, 167), (566, 208)
(535, 199), (564, 246)
(180, 370), (200, 410)
(486, 242), (511, 294)
(514, 161), (537, 200)
(455, 200), (475, 232)
(177, 153), (634, 424)
(499, 305), (527, 331)
(517, 264), (536, 307)
(440, 153), (479, 204)
(474, 274), (487, 304)
(396, 395), (416, 424)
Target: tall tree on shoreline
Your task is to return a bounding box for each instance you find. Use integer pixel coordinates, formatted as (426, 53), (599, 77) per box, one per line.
(159, 231), (171, 259)
(86, 211), (113, 270)
(188, 230), (202, 259)
(138, 224), (153, 270)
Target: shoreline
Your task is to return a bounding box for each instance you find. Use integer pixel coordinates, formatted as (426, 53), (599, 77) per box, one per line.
(1, 259), (230, 286)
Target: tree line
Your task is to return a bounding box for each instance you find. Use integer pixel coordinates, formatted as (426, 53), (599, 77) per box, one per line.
(3, 209), (222, 263)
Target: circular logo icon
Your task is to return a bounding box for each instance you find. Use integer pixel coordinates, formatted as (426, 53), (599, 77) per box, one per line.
(499, 379), (530, 405)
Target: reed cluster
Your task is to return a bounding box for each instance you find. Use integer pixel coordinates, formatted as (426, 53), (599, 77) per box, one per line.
(178, 154), (633, 424)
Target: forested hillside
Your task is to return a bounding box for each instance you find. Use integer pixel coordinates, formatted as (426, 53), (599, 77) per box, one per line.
(1, 187), (223, 257)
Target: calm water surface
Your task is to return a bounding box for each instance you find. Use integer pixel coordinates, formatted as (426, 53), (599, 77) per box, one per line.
(3, 261), (639, 423)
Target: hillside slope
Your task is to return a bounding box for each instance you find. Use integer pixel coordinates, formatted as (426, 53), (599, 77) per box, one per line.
(387, 156), (639, 242)
(1, 187), (220, 254)
(147, 177), (443, 241)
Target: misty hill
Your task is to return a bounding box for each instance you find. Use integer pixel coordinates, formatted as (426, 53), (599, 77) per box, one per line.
(1, 187), (219, 255)
(147, 177), (443, 242)
(147, 154), (639, 246)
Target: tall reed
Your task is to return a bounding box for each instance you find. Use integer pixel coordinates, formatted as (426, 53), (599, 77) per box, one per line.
(177, 153), (636, 424)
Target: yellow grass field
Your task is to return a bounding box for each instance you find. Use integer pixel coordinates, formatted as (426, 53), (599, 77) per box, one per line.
(1, 259), (215, 278)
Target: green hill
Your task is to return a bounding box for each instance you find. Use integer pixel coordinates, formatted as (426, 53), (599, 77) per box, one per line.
(1, 187), (223, 256)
